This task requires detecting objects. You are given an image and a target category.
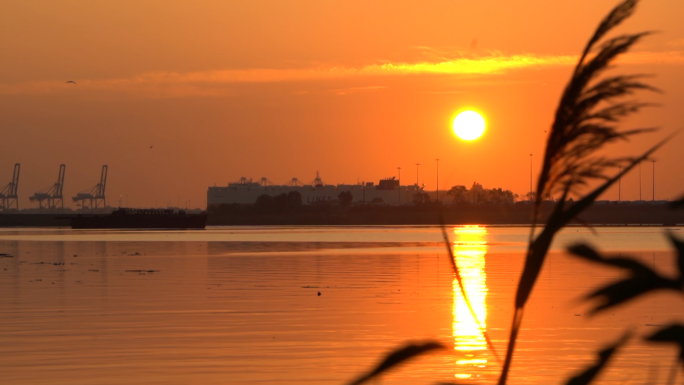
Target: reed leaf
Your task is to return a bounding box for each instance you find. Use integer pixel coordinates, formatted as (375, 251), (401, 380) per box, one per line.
(669, 232), (684, 278)
(565, 332), (631, 385)
(645, 325), (684, 366)
(670, 195), (684, 209)
(568, 243), (681, 314)
(345, 341), (444, 385)
(645, 324), (684, 385)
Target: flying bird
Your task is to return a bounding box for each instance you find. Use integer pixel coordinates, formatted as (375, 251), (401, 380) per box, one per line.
(150, 145), (153, 149)
(66, 80), (76, 84)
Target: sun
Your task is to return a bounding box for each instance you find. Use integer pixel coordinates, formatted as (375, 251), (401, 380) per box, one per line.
(452, 110), (485, 141)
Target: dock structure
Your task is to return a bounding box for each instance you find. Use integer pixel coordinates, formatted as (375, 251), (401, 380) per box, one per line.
(30, 164), (66, 209)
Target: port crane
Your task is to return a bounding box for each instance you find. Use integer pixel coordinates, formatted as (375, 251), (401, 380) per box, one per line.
(30, 164), (66, 209)
(310, 171), (324, 188)
(0, 163), (20, 211)
(287, 178), (304, 187)
(232, 177), (252, 186)
(258, 177), (274, 186)
(72, 165), (108, 209)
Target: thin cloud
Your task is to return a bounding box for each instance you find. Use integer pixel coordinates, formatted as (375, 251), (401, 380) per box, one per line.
(1, 51), (682, 98)
(427, 90), (470, 94)
(616, 50), (684, 64)
(334, 85), (387, 95)
(666, 39), (684, 47)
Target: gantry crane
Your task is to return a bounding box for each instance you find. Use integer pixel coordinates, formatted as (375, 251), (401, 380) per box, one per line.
(0, 163), (20, 211)
(258, 177), (274, 186)
(72, 165), (108, 209)
(310, 171), (324, 188)
(30, 164), (66, 209)
(287, 177), (304, 187)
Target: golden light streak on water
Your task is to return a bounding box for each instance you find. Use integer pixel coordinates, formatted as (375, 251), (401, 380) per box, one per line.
(452, 225), (488, 380)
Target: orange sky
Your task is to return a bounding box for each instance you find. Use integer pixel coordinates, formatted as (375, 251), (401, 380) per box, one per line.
(1, 0), (684, 208)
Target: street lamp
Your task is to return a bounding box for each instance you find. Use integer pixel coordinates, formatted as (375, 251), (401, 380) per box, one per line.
(618, 166), (621, 202)
(639, 162), (642, 201)
(529, 154), (533, 201)
(397, 166), (401, 204)
(652, 160), (656, 202)
(415, 163), (420, 186)
(435, 159), (440, 203)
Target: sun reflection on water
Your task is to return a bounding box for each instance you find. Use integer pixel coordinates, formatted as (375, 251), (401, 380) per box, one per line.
(452, 225), (488, 380)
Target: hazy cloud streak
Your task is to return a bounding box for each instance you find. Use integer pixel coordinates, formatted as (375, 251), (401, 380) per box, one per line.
(1, 51), (682, 98)
(334, 86), (387, 95)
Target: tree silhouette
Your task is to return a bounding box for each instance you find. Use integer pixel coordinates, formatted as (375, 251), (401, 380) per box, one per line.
(338, 191), (353, 207)
(255, 191), (302, 213)
(447, 184), (515, 205)
(287, 191), (302, 208)
(412, 192), (431, 206)
(254, 194), (275, 213)
(447, 185), (468, 204)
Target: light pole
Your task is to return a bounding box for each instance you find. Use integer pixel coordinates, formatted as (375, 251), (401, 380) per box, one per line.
(652, 160), (656, 202)
(435, 159), (440, 203)
(618, 166), (621, 202)
(397, 167), (401, 204)
(639, 162), (642, 201)
(415, 163), (420, 186)
(529, 154), (533, 201)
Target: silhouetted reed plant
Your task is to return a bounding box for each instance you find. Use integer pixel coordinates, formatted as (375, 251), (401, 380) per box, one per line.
(345, 1), (684, 384)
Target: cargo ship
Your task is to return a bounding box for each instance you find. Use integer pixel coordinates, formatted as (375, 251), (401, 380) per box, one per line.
(70, 208), (207, 229)
(207, 172), (429, 208)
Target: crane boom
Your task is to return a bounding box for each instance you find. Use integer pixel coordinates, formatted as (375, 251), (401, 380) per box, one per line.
(56, 164), (65, 200)
(98, 165), (108, 201)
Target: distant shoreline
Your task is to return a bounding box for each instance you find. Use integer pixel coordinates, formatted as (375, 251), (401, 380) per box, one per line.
(1, 204), (682, 228)
(206, 203), (683, 227)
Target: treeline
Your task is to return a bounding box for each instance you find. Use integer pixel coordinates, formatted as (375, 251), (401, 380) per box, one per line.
(413, 182), (516, 206)
(447, 182), (516, 205)
(254, 191), (302, 213)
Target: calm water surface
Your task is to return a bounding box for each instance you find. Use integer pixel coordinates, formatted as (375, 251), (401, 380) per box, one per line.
(1, 226), (683, 384)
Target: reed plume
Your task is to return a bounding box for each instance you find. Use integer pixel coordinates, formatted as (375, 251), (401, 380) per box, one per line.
(346, 1), (671, 384)
(498, 0), (668, 383)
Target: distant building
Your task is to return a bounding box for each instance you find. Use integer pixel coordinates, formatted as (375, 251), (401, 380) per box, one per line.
(206, 174), (442, 207)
